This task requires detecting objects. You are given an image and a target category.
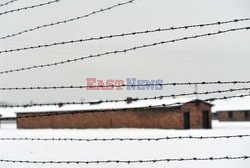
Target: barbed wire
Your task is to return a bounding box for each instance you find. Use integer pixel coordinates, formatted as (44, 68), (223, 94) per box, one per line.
(0, 27), (249, 75)
(1, 93), (249, 121)
(1, 80), (250, 91)
(0, 0), (19, 7)
(0, 117), (15, 121)
(0, 87), (249, 108)
(0, 18), (249, 54)
(0, 0), (135, 40)
(0, 156), (249, 164)
(0, 0), (60, 16)
(0, 135), (249, 142)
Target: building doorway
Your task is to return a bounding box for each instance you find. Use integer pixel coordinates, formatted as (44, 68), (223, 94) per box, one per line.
(184, 112), (190, 129)
(202, 111), (210, 129)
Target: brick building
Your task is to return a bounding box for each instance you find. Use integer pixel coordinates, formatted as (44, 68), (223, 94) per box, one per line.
(16, 99), (213, 129)
(217, 110), (250, 121)
(212, 96), (250, 121)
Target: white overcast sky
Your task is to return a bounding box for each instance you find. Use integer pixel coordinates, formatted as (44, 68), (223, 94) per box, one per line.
(0, 0), (250, 104)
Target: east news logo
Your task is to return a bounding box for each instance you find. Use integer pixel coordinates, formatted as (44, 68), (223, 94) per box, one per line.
(86, 78), (163, 90)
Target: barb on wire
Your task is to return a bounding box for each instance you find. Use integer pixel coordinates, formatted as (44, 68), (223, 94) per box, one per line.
(0, 80), (250, 91)
(1, 93), (250, 121)
(0, 0), (60, 16)
(0, 26), (249, 75)
(0, 156), (249, 164)
(0, 0), (135, 40)
(0, 18), (250, 53)
(0, 135), (249, 142)
(0, 87), (250, 108)
(0, 0), (19, 7)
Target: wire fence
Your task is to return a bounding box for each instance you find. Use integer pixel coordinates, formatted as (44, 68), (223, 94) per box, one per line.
(0, 0), (60, 16)
(1, 93), (249, 120)
(0, 1), (249, 166)
(0, 156), (249, 164)
(1, 18), (249, 54)
(0, 80), (250, 91)
(1, 27), (249, 75)
(0, 0), (135, 40)
(0, 87), (249, 108)
(1, 135), (249, 142)
(0, 0), (19, 7)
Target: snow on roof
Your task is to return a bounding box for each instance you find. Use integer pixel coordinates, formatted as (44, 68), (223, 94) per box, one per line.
(0, 107), (17, 118)
(3, 97), (250, 117)
(1, 96), (249, 117)
(0, 97), (194, 118)
(212, 96), (250, 112)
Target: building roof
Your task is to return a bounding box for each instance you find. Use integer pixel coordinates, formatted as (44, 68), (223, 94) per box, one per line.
(0, 97), (199, 117)
(182, 99), (214, 107)
(212, 95), (250, 112)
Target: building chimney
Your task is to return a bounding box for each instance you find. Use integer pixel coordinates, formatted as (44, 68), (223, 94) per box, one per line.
(126, 97), (133, 104)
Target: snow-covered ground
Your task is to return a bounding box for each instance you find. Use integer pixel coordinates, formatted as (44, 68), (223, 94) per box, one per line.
(0, 120), (250, 168)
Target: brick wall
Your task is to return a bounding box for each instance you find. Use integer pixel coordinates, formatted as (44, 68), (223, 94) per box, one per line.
(181, 101), (212, 129)
(218, 111), (250, 121)
(16, 101), (212, 129)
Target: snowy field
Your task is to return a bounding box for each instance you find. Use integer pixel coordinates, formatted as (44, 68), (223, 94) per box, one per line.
(0, 120), (250, 168)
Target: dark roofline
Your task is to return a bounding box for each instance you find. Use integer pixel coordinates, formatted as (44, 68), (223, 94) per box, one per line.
(16, 106), (181, 115)
(0, 117), (16, 121)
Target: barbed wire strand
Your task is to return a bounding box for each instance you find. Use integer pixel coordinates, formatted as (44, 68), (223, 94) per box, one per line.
(0, 156), (249, 164)
(0, 87), (249, 108)
(0, 0), (135, 40)
(0, 0), (19, 8)
(0, 0), (60, 16)
(1, 80), (250, 91)
(1, 93), (249, 121)
(0, 135), (249, 142)
(0, 27), (249, 75)
(0, 18), (249, 53)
